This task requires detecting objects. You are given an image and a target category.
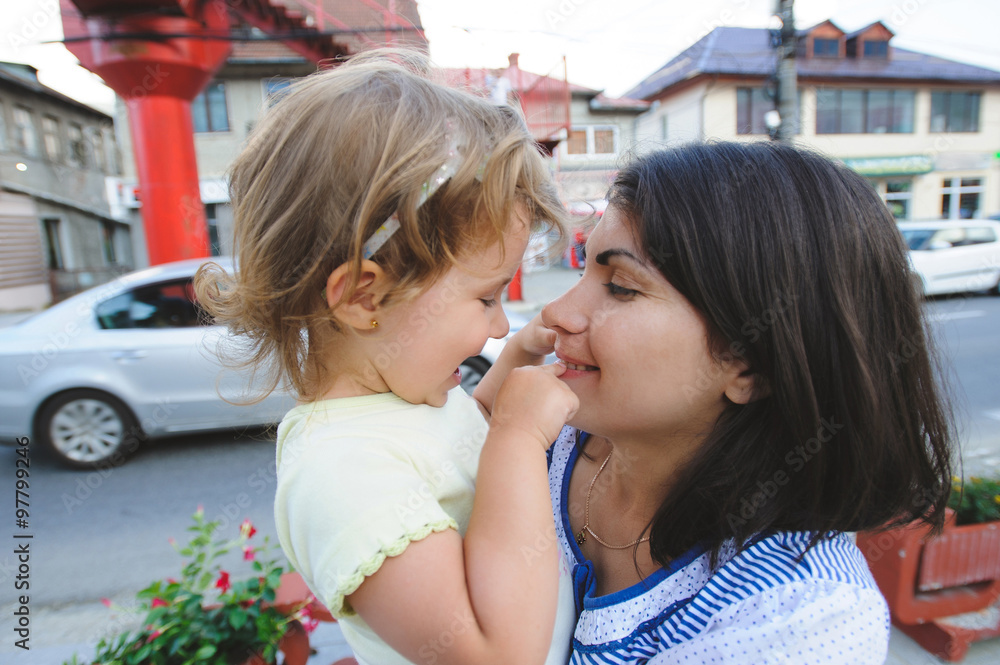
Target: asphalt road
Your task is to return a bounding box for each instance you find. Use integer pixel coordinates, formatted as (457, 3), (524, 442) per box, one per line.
(0, 279), (998, 661)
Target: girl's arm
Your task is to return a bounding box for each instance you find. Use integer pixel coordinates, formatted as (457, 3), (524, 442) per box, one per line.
(473, 313), (555, 417)
(348, 363), (578, 665)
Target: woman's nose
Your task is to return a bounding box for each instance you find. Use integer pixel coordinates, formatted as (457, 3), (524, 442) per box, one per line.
(541, 282), (588, 335)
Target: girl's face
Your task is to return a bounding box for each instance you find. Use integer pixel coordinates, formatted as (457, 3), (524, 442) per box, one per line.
(542, 206), (740, 446)
(376, 217), (529, 408)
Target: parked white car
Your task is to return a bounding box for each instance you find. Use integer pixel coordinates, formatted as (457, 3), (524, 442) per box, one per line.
(897, 220), (1000, 297)
(0, 258), (519, 468)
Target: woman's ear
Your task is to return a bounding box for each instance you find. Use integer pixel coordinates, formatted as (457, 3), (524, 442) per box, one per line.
(325, 260), (390, 330)
(721, 356), (768, 404)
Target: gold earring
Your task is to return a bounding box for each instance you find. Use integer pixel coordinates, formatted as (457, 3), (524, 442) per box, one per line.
(370, 320), (379, 329)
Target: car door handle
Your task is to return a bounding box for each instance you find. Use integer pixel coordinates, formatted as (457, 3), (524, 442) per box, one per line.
(111, 350), (149, 361)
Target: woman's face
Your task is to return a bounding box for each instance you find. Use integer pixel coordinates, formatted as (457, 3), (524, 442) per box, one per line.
(542, 206), (745, 446)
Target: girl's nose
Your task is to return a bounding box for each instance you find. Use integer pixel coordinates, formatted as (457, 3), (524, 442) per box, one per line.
(490, 305), (510, 339)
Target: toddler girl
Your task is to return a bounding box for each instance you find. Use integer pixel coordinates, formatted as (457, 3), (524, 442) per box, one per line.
(195, 51), (578, 665)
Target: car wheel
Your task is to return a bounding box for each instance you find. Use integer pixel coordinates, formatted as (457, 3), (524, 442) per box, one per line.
(459, 356), (492, 395)
(37, 390), (143, 469)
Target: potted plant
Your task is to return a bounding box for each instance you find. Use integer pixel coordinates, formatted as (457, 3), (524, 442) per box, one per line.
(64, 508), (314, 665)
(857, 474), (1000, 662)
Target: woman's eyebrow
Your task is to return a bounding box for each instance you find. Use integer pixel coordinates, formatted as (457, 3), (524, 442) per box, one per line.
(594, 248), (645, 267)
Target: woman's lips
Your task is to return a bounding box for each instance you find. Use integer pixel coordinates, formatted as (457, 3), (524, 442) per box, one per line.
(562, 361), (599, 371)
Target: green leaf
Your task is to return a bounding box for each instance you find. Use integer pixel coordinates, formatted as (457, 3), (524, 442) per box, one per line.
(194, 644), (217, 660)
(229, 607), (249, 630)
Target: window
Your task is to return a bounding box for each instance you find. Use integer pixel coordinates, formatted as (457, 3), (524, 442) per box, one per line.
(564, 125), (618, 157)
(102, 222), (117, 265)
(0, 102), (7, 151)
(206, 203), (221, 256)
(102, 127), (120, 174)
(866, 90), (914, 133)
(738, 87), (804, 135)
(930, 92), (981, 132)
(12, 106), (38, 156)
(90, 127), (106, 172)
(870, 179), (912, 219)
(192, 81), (230, 132)
(67, 123), (87, 168)
(864, 40), (888, 58)
(813, 38), (839, 57)
(941, 178), (982, 219)
(96, 280), (203, 329)
(43, 218), (64, 269)
(816, 89), (915, 134)
(737, 87), (773, 135)
(42, 116), (61, 162)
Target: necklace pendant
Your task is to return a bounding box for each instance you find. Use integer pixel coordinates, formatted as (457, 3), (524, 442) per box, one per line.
(576, 529), (587, 546)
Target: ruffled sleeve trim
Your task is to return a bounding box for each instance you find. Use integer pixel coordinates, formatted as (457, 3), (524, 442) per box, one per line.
(327, 518), (459, 618)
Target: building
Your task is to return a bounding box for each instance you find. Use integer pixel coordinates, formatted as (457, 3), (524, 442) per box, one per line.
(0, 62), (128, 312)
(109, 0), (426, 265)
(625, 22), (1000, 220)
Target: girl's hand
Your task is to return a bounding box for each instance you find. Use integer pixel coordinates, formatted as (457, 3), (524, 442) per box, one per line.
(490, 363), (579, 450)
(512, 313), (556, 359)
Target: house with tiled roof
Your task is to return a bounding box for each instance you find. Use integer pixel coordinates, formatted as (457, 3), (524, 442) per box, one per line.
(440, 54), (650, 205)
(626, 22), (1000, 220)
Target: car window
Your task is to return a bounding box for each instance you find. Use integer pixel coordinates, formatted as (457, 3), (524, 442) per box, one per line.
(95, 279), (205, 329)
(900, 229), (936, 251)
(930, 227), (966, 247)
(965, 227), (997, 244)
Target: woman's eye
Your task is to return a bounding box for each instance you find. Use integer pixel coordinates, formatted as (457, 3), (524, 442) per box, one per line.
(603, 282), (637, 298)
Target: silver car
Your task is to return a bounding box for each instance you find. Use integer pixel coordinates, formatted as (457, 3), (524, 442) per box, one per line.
(0, 258), (516, 468)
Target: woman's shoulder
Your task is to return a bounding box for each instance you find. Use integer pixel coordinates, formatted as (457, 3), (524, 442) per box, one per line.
(573, 533), (888, 663)
(718, 531), (880, 591)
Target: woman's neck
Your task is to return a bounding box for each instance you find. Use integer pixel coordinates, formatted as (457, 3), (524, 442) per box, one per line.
(584, 430), (701, 520)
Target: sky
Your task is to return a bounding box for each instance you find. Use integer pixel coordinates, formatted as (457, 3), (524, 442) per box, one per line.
(1, 0), (998, 113)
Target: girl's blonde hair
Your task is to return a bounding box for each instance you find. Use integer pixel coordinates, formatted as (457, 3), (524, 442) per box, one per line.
(195, 49), (567, 402)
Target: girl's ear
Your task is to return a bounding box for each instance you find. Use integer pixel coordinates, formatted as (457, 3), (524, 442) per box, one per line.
(325, 260), (390, 330)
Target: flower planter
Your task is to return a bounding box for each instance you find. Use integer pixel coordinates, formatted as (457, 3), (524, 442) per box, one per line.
(857, 510), (1000, 661)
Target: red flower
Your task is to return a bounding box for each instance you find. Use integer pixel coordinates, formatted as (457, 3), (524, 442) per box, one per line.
(151, 598), (168, 608)
(215, 570), (231, 593)
(243, 545), (255, 561)
(146, 628), (162, 643)
(100, 597), (112, 608)
(240, 519), (257, 539)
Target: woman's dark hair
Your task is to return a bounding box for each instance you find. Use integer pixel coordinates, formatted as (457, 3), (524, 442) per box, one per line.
(607, 141), (954, 567)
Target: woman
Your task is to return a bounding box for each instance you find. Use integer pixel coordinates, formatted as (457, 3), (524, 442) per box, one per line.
(485, 141), (954, 663)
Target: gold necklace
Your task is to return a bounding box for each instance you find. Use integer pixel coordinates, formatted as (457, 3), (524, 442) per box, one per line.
(575, 447), (651, 550)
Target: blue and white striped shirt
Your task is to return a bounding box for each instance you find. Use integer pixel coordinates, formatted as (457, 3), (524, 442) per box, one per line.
(548, 427), (889, 664)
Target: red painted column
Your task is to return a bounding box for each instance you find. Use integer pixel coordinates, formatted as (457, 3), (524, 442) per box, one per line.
(61, 0), (232, 265)
(127, 95), (208, 264)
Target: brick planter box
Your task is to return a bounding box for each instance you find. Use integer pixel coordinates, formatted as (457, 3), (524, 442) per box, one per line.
(857, 510), (1000, 661)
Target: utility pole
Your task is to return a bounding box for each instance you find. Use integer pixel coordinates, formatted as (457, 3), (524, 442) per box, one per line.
(775, 0), (798, 142)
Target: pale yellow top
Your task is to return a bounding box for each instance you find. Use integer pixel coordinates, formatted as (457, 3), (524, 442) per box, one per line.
(274, 387), (575, 665)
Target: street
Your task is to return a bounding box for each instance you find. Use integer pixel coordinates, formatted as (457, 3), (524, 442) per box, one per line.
(1, 285), (999, 662)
